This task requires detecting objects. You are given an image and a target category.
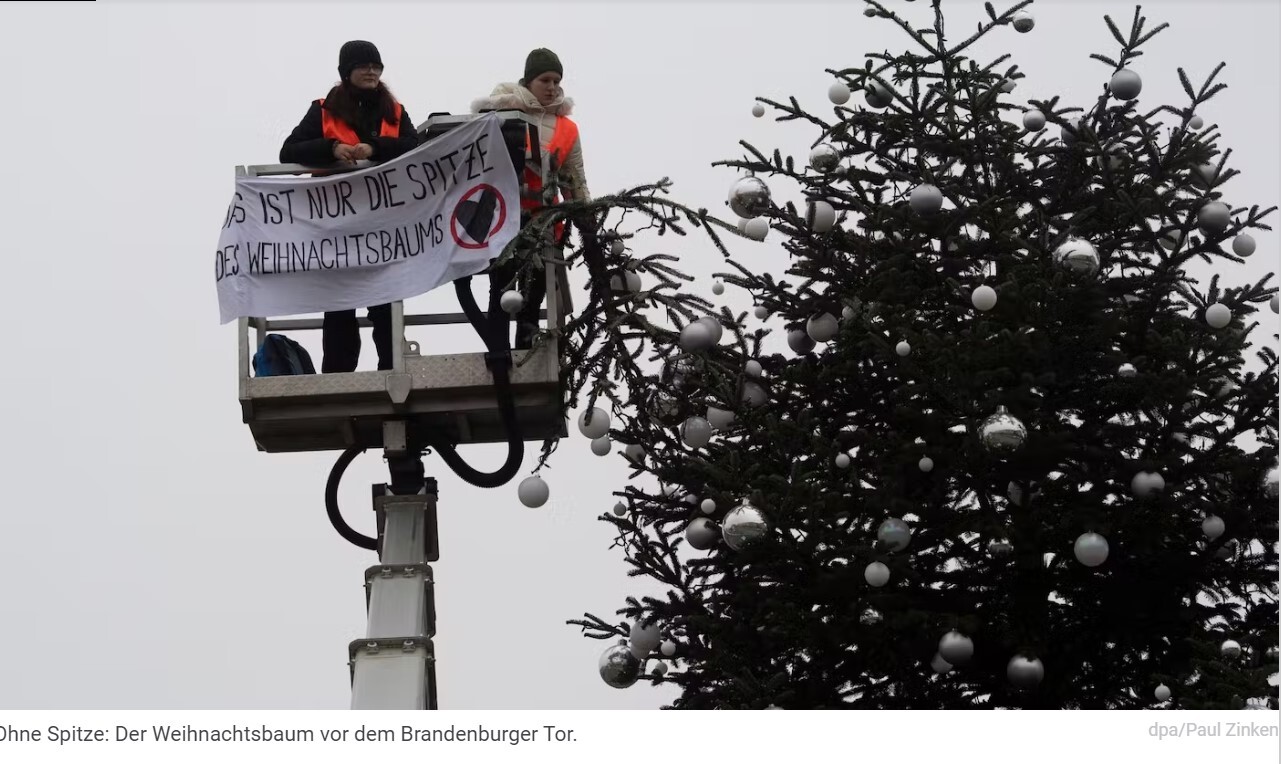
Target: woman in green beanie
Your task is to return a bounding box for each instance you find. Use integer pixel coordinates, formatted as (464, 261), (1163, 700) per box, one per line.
(471, 47), (591, 350)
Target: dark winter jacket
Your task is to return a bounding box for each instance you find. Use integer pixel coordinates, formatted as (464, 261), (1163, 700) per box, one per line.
(279, 86), (419, 166)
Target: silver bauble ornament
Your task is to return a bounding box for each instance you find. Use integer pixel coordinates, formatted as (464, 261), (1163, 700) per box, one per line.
(1053, 237), (1101, 277)
(807, 312), (839, 342)
(877, 517), (912, 552)
(711, 279), (725, 295)
(611, 501), (627, 517)
(745, 359), (763, 378)
(1204, 302), (1231, 329)
(1109, 68), (1142, 100)
(828, 81), (851, 105)
(931, 653), (954, 674)
(700, 498), (716, 515)
(938, 631), (974, 665)
(518, 475), (549, 508)
(751, 103), (765, 118)
(980, 406), (1027, 455)
(1198, 201), (1231, 232)
(835, 453), (851, 469)
(895, 340), (911, 357)
(1007, 655), (1044, 690)
(685, 517), (718, 549)
(706, 406), (736, 431)
(679, 321), (715, 352)
(578, 407), (611, 439)
(1231, 233), (1256, 256)
(753, 305), (770, 320)
(500, 289), (525, 314)
(972, 285), (997, 311)
(1155, 684), (1171, 702)
(809, 143), (840, 172)
(741, 216), (769, 241)
(1118, 363), (1137, 378)
(909, 183), (943, 215)
(788, 328), (816, 355)
(864, 80), (892, 108)
(1188, 115), (1204, 130)
(1012, 10), (1034, 32)
(629, 620), (662, 659)
(1202, 515), (1225, 541)
(660, 640), (677, 657)
(806, 199), (837, 232)
(722, 500), (770, 551)
(697, 316), (724, 344)
(740, 380), (768, 407)
(599, 642), (641, 688)
(728, 176), (771, 218)
(1074, 532), (1109, 567)
(1220, 640), (1241, 658)
(680, 416), (713, 448)
(1022, 108), (1046, 131)
(919, 456), (934, 472)
(590, 435), (611, 456)
(864, 561), (890, 587)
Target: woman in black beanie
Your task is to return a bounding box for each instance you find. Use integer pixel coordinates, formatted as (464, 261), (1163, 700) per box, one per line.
(279, 40), (420, 373)
(471, 47), (591, 350)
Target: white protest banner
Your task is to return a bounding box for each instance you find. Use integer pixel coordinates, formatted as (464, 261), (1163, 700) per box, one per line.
(215, 112), (519, 324)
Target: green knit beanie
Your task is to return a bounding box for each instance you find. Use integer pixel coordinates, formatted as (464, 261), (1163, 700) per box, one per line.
(523, 48), (563, 84)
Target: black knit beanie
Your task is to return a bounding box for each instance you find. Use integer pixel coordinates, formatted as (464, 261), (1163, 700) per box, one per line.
(523, 48), (563, 84)
(338, 40), (383, 82)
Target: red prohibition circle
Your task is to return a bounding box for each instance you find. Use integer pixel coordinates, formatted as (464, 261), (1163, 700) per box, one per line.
(450, 183), (508, 249)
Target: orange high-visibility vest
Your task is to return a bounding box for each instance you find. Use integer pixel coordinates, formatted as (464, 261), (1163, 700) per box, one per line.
(318, 98), (403, 144)
(523, 115), (579, 241)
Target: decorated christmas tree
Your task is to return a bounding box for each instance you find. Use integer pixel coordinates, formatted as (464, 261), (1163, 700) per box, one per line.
(510, 0), (1278, 709)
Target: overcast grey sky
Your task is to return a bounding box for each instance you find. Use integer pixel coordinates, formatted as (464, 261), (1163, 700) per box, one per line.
(0, 0), (1275, 710)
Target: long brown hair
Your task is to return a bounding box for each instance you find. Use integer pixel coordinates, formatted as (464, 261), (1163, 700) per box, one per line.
(321, 80), (400, 128)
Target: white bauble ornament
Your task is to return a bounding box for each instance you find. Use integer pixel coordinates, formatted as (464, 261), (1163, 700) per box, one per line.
(910, 183), (944, 215)
(864, 561), (891, 587)
(877, 517), (912, 552)
(1007, 655), (1044, 690)
(590, 435), (611, 456)
(1053, 237), (1101, 277)
(578, 407), (611, 439)
(919, 456), (934, 472)
(1231, 233), (1255, 256)
(652, 661), (668, 677)
(707, 406), (736, 431)
(611, 501), (627, 517)
(1188, 115), (1204, 130)
(1198, 201), (1231, 232)
(518, 475), (549, 508)
(1191, 162), (1220, 189)
(1074, 532), (1109, 567)
(728, 176), (772, 218)
(828, 81), (851, 105)
(610, 267), (642, 293)
(999, 78), (1016, 93)
(1022, 109), (1046, 131)
(938, 631), (974, 665)
(751, 103), (765, 118)
(500, 289), (524, 314)
(629, 620), (662, 659)
(931, 653), (953, 674)
(700, 498), (716, 515)
(807, 199), (837, 232)
(788, 329), (817, 355)
(1201, 514), (1225, 541)
(1118, 363), (1137, 378)
(609, 239), (626, 256)
(660, 640), (677, 657)
(1155, 684), (1171, 702)
(680, 416), (713, 448)
(1109, 68), (1142, 100)
(679, 321), (715, 352)
(895, 341), (911, 357)
(1272, 295), (1279, 314)
(1221, 640), (1241, 658)
(599, 642), (641, 688)
(835, 453), (851, 469)
(1204, 302), (1231, 329)
(711, 279), (725, 295)
(745, 360), (763, 378)
(623, 443), (646, 463)
(842, 305), (855, 320)
(722, 500), (770, 551)
(807, 312), (839, 342)
(1130, 470), (1165, 498)
(685, 517), (718, 549)
(742, 216), (769, 241)
(740, 380), (768, 407)
(698, 316), (724, 344)
(972, 285), (998, 311)
(753, 305), (770, 319)
(809, 143), (840, 172)
(1012, 10), (1035, 32)
(864, 80), (892, 108)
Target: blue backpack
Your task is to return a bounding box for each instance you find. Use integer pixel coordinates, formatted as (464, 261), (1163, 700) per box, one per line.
(253, 334), (316, 377)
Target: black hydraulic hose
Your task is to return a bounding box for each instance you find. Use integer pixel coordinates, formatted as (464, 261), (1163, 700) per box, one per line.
(326, 446), (378, 550)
